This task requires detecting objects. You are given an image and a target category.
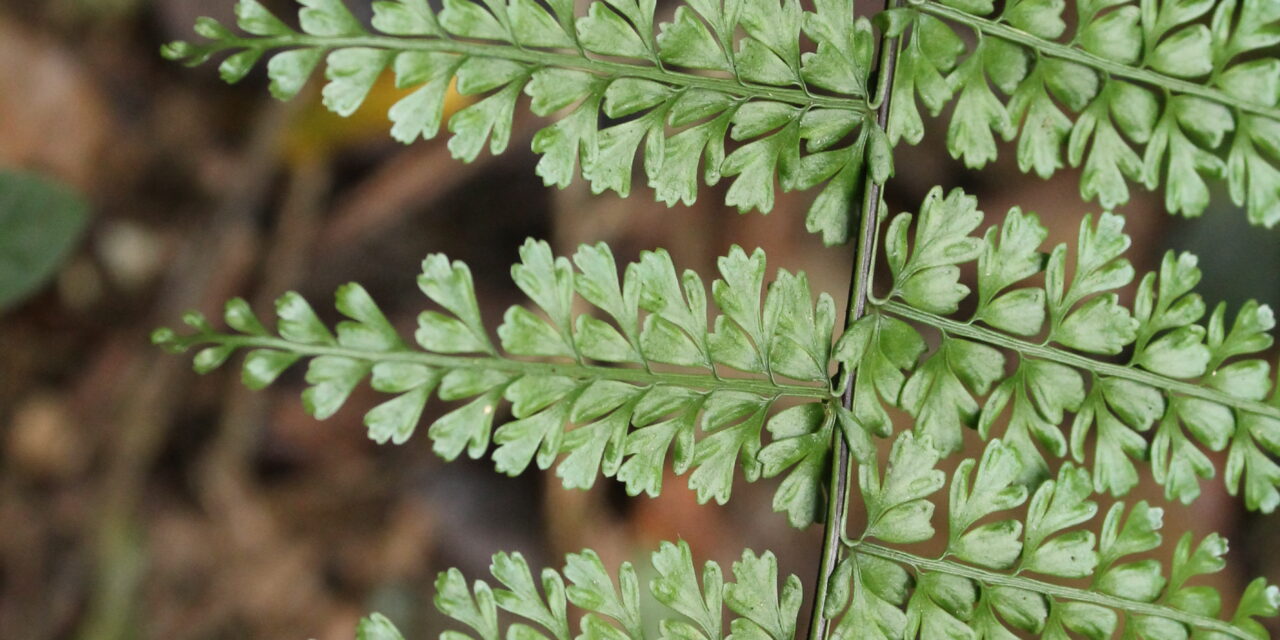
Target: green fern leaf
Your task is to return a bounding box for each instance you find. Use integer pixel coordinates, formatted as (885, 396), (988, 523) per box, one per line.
(828, 434), (1280, 639)
(565, 549), (644, 638)
(163, 0), (884, 244)
(845, 185), (1280, 511)
(355, 613), (405, 640)
(154, 240), (844, 527)
(403, 540), (802, 639)
(859, 432), (946, 544)
(833, 312), (926, 441)
(889, 0), (1280, 226)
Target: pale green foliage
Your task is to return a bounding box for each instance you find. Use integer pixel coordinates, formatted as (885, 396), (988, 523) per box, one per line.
(155, 189), (1280, 639)
(825, 434), (1280, 640)
(162, 0), (892, 244)
(154, 240), (842, 528)
(159, 187), (1280, 639)
(850, 185), (1280, 511)
(404, 540), (800, 639)
(839, 186), (1280, 506)
(358, 613), (407, 640)
(156, 1), (1280, 638)
(886, 0), (1280, 226)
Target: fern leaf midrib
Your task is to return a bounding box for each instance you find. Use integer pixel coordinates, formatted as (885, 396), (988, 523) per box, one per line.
(180, 332), (834, 398)
(808, 1), (906, 634)
(217, 34), (870, 113)
(879, 300), (1280, 422)
(915, 1), (1280, 122)
(846, 540), (1251, 639)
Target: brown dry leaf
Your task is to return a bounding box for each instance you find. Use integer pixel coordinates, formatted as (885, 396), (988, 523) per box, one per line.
(0, 19), (110, 189)
(8, 392), (89, 481)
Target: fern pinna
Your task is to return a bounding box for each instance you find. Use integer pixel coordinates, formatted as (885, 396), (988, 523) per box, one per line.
(886, 0), (1280, 224)
(164, 0), (889, 244)
(159, 0), (1280, 638)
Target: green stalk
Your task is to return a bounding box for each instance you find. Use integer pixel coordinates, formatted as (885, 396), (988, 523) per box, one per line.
(914, 2), (1280, 122)
(878, 300), (1280, 422)
(845, 541), (1252, 639)
(805, 3), (903, 638)
(187, 34), (868, 113)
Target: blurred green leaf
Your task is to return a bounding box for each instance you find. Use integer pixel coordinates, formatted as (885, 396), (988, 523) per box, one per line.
(0, 171), (89, 311)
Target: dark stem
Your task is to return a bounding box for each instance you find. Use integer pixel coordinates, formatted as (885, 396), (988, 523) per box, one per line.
(805, 3), (903, 639)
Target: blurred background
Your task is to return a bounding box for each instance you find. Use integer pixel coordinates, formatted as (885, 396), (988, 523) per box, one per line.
(0, 0), (1277, 638)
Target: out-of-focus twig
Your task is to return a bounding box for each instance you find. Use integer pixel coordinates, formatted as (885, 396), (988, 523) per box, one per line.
(316, 113), (537, 254)
(76, 99), (294, 640)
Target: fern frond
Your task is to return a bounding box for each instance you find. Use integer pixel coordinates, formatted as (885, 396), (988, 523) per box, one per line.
(154, 239), (843, 527)
(355, 539), (801, 640)
(838, 186), (1280, 511)
(164, 0), (888, 244)
(826, 434), (1280, 640)
(887, 0), (1280, 225)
